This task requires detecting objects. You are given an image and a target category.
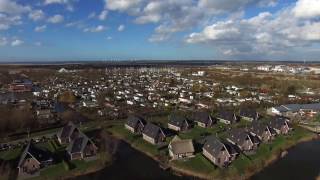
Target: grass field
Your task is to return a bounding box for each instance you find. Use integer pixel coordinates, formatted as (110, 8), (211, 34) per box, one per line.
(108, 124), (160, 156)
(169, 125), (315, 179)
(0, 147), (22, 161)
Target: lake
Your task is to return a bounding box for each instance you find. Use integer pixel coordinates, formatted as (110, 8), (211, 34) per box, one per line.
(252, 139), (320, 180)
(76, 140), (194, 180)
(77, 138), (320, 180)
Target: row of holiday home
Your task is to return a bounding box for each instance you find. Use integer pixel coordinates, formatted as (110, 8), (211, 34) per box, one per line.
(124, 114), (291, 168)
(17, 121), (98, 178)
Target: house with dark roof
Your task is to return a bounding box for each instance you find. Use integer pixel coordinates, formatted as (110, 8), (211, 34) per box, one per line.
(249, 121), (275, 142)
(192, 112), (215, 128)
(125, 115), (146, 134)
(239, 109), (259, 121)
(57, 121), (80, 144)
(17, 142), (54, 177)
(269, 117), (291, 135)
(168, 136), (195, 160)
(67, 132), (98, 161)
(227, 129), (259, 152)
(168, 114), (189, 132)
(142, 123), (166, 145)
(216, 111), (238, 124)
(202, 136), (238, 168)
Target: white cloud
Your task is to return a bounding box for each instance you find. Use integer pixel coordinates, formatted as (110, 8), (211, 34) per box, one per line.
(293, 0), (320, 18)
(0, 0), (31, 14)
(84, 25), (106, 33)
(107, 36), (112, 40)
(48, 14), (64, 24)
(118, 24), (125, 31)
(186, 20), (240, 43)
(186, 5), (320, 59)
(34, 25), (47, 32)
(98, 10), (108, 20)
(44, 0), (75, 11)
(105, 0), (142, 13)
(44, 0), (68, 4)
(103, 0), (281, 42)
(29, 10), (45, 21)
(11, 39), (23, 47)
(0, 13), (22, 30)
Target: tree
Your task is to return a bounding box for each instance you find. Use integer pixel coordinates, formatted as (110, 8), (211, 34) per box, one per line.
(58, 91), (76, 104)
(287, 85), (296, 95)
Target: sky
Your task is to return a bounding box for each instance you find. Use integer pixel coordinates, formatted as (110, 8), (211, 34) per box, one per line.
(0, 0), (319, 61)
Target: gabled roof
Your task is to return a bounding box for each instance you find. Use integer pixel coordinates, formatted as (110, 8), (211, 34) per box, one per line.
(203, 136), (229, 158)
(126, 115), (145, 128)
(250, 121), (270, 136)
(228, 128), (252, 145)
(168, 114), (188, 128)
(18, 142), (53, 168)
(57, 121), (78, 140)
(269, 117), (288, 130)
(169, 136), (194, 155)
(192, 111), (212, 124)
(143, 123), (164, 139)
(67, 132), (96, 154)
(216, 111), (236, 122)
(239, 109), (258, 119)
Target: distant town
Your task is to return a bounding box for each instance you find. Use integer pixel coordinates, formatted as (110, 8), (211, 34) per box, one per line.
(0, 61), (320, 180)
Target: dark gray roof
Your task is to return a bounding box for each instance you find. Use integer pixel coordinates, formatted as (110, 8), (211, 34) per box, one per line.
(67, 132), (96, 154)
(239, 109), (258, 120)
(228, 128), (251, 145)
(250, 121), (270, 136)
(126, 115), (145, 129)
(168, 114), (188, 128)
(18, 142), (53, 167)
(143, 123), (164, 139)
(269, 117), (288, 130)
(192, 112), (212, 124)
(203, 136), (225, 157)
(216, 111), (236, 122)
(57, 121), (77, 139)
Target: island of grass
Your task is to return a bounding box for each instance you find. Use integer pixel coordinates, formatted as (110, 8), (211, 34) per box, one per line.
(107, 120), (317, 180)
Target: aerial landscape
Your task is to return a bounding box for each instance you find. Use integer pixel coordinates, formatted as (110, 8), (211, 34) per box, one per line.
(0, 0), (320, 180)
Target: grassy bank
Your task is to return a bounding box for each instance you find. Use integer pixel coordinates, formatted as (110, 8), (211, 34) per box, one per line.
(171, 125), (317, 180)
(108, 123), (316, 180)
(107, 124), (161, 158)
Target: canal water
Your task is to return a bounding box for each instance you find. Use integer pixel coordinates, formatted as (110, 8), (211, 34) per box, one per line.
(77, 140), (193, 180)
(252, 139), (320, 180)
(77, 139), (320, 180)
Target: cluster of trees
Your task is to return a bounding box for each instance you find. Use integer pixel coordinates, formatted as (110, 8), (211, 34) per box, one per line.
(0, 106), (36, 137)
(58, 91), (77, 104)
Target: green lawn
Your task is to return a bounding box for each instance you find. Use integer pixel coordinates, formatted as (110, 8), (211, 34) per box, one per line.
(172, 153), (216, 174)
(31, 154), (104, 180)
(171, 125), (315, 179)
(179, 126), (220, 140)
(0, 147), (22, 161)
(108, 124), (160, 156)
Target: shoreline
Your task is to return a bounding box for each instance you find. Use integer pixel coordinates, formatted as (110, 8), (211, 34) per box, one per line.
(109, 129), (319, 180)
(168, 133), (319, 180)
